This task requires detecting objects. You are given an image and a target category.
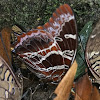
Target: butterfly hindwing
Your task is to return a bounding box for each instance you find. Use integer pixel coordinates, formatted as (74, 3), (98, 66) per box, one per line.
(85, 20), (100, 84)
(0, 56), (22, 100)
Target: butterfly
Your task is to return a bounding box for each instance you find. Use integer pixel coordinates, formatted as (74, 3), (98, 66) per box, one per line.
(12, 4), (77, 84)
(0, 56), (23, 100)
(85, 20), (100, 84)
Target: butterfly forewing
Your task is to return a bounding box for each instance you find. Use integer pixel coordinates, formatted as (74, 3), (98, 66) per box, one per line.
(0, 56), (22, 100)
(12, 4), (77, 84)
(85, 20), (100, 84)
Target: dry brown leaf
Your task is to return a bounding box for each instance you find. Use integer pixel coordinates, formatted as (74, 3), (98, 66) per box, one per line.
(75, 74), (92, 100)
(75, 74), (100, 100)
(75, 93), (82, 100)
(0, 27), (12, 66)
(91, 86), (100, 100)
(54, 60), (78, 100)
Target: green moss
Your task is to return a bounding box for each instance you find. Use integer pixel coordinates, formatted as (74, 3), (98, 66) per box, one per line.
(0, 0), (100, 31)
(71, 0), (100, 31)
(0, 0), (66, 30)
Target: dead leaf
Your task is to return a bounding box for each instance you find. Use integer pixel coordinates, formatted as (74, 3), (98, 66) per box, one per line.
(75, 74), (100, 100)
(0, 27), (12, 66)
(54, 60), (78, 100)
(91, 86), (100, 100)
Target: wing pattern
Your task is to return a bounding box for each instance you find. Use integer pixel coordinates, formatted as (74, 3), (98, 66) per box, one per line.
(12, 4), (77, 84)
(85, 20), (100, 84)
(0, 56), (22, 100)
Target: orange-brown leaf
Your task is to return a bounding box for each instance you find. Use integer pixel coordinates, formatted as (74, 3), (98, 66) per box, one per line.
(54, 60), (78, 100)
(0, 27), (12, 66)
(75, 74), (100, 100)
(91, 86), (100, 100)
(75, 74), (92, 100)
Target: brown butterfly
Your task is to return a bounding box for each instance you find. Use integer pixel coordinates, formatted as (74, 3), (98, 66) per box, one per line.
(0, 56), (23, 100)
(12, 4), (77, 84)
(85, 20), (100, 84)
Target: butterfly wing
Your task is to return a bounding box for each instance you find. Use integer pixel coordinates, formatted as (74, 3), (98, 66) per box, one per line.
(12, 29), (64, 83)
(38, 4), (77, 82)
(85, 20), (100, 84)
(0, 56), (22, 100)
(38, 4), (77, 67)
(12, 4), (77, 84)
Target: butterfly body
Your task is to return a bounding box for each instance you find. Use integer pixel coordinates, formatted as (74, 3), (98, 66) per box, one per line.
(12, 4), (77, 84)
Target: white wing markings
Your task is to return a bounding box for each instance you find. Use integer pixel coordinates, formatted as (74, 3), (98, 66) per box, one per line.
(64, 34), (76, 39)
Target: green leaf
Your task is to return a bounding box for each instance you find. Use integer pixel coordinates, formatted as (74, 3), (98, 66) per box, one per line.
(75, 21), (93, 79)
(79, 21), (93, 50)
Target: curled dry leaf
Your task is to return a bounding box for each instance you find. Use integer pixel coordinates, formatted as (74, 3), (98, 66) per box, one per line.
(75, 74), (100, 100)
(54, 60), (78, 100)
